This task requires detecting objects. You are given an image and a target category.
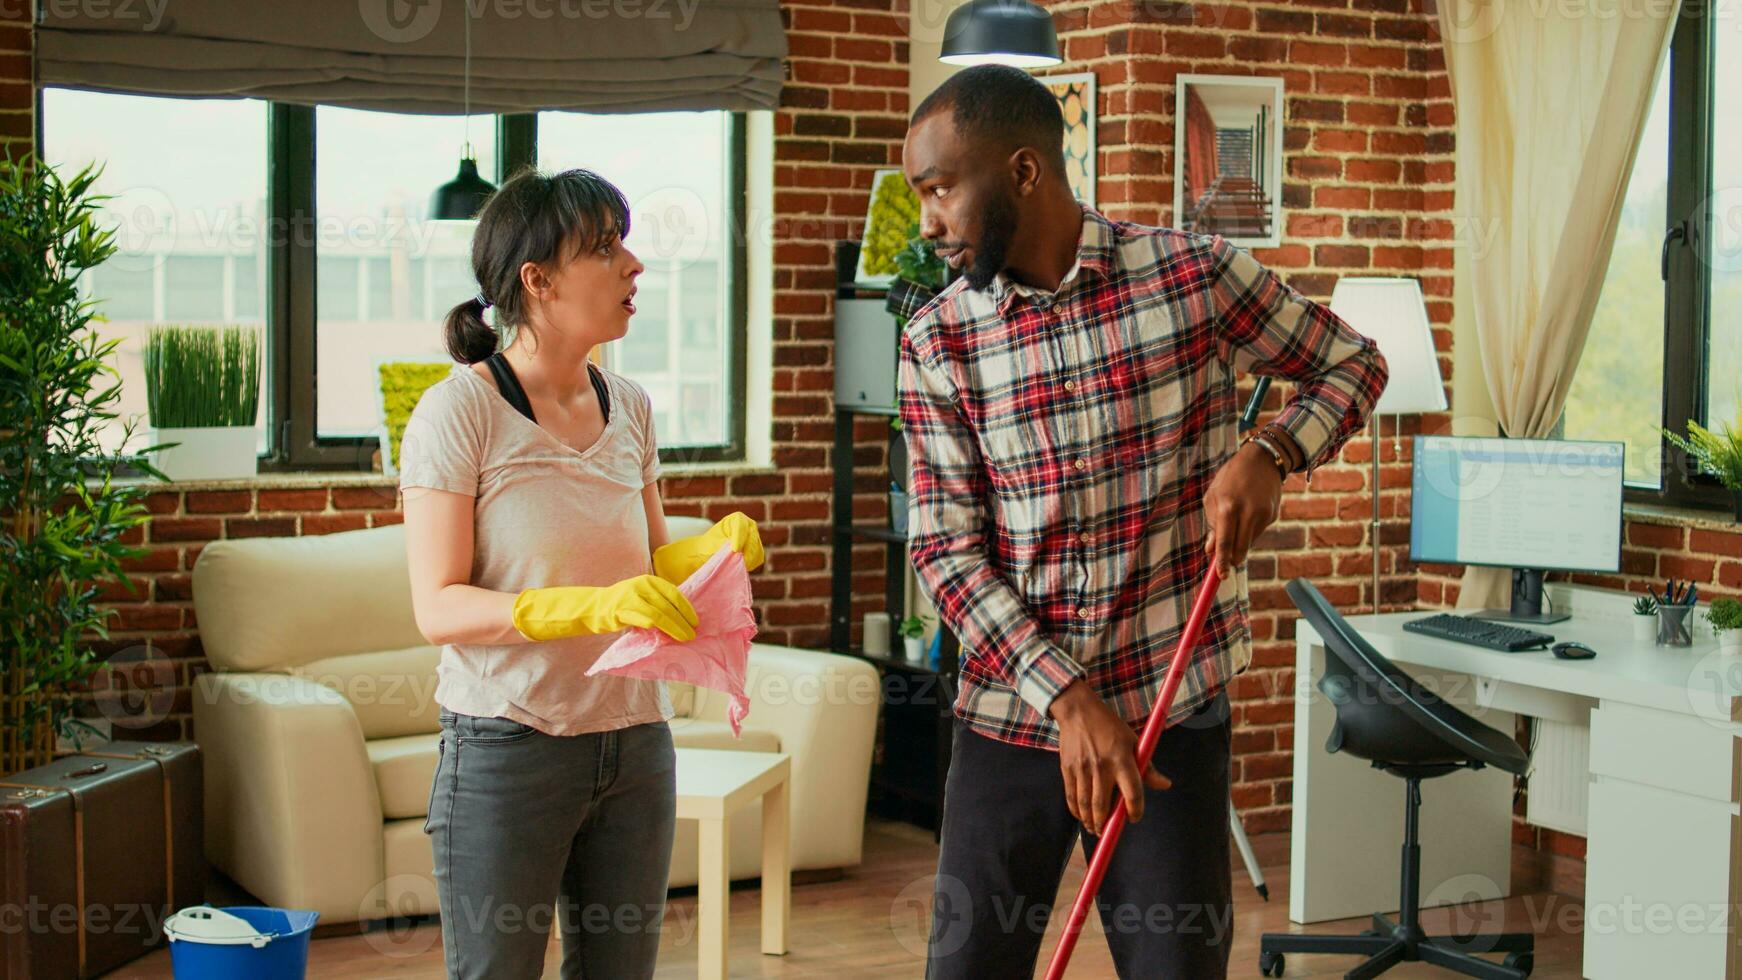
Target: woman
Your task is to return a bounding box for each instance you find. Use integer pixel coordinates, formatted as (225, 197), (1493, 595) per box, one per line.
(398, 167), (761, 979)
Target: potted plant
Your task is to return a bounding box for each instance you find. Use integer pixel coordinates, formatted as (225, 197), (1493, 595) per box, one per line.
(899, 614), (934, 664)
(885, 220), (950, 328)
(1632, 593), (1658, 643)
(1662, 414), (1742, 521)
(1709, 597), (1742, 655)
(0, 153), (161, 773)
(144, 325), (262, 480)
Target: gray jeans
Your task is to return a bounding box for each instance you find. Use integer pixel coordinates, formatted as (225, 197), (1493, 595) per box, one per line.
(425, 709), (677, 979)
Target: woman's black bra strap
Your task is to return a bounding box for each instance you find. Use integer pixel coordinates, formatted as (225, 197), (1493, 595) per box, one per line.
(484, 352), (611, 425)
(484, 352), (536, 423)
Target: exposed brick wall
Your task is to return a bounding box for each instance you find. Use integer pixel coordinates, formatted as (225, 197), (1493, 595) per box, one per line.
(1036, 0), (1454, 835)
(1, 3), (30, 148)
(680, 0), (914, 652)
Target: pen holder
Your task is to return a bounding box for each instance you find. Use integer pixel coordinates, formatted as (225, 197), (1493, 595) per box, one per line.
(1656, 604), (1695, 647)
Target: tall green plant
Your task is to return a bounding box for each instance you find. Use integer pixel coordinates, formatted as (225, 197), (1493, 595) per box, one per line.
(0, 152), (166, 775)
(144, 325), (261, 428)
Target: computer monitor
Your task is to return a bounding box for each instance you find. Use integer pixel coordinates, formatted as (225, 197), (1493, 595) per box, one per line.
(1410, 435), (1625, 625)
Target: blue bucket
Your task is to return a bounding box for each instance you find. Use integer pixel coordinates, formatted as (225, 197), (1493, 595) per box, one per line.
(165, 905), (320, 980)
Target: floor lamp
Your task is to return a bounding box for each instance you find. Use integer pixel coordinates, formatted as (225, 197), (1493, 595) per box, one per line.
(1328, 278), (1446, 614)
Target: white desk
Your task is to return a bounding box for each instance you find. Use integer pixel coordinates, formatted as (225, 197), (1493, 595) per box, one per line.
(1290, 584), (1741, 979)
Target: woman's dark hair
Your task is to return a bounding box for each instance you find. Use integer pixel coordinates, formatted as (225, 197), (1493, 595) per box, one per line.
(443, 166), (632, 364)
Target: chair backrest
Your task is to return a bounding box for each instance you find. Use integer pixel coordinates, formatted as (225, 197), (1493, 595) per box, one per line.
(1287, 579), (1529, 776)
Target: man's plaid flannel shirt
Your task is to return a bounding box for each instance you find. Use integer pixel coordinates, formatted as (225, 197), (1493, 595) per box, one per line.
(896, 204), (1389, 750)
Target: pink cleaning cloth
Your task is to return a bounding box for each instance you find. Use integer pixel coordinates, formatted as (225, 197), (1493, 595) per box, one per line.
(588, 545), (757, 735)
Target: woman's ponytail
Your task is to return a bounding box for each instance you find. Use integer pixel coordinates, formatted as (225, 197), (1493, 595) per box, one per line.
(444, 296), (498, 365)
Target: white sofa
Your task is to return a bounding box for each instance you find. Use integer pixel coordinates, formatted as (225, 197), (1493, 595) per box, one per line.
(189, 518), (878, 925)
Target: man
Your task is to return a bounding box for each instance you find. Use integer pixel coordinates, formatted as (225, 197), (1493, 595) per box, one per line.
(896, 65), (1389, 978)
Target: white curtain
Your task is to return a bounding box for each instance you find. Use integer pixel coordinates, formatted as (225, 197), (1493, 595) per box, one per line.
(1435, 0), (1679, 609)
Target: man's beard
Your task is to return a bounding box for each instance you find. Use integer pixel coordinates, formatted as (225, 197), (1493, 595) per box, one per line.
(963, 191), (1018, 292)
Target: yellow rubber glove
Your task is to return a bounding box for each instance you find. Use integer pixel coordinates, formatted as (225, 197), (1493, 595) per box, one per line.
(511, 575), (699, 643)
(653, 512), (765, 585)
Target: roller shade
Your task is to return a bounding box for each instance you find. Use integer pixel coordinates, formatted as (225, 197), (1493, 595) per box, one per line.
(38, 0), (785, 114)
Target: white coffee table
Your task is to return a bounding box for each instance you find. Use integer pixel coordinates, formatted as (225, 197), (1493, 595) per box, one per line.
(674, 748), (791, 979)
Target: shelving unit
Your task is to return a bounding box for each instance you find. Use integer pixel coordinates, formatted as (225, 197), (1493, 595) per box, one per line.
(829, 403), (961, 834)
(828, 240), (960, 833)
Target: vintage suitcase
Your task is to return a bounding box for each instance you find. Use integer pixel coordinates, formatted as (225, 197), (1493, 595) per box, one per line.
(0, 740), (205, 979)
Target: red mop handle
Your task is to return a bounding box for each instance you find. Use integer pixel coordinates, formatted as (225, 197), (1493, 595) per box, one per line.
(1043, 563), (1224, 980)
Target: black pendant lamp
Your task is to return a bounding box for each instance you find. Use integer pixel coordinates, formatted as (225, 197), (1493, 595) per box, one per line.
(431, 3), (495, 220)
(939, 0), (1062, 68)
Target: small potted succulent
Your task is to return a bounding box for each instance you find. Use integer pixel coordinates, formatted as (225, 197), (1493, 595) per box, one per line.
(1709, 597), (1742, 655)
(1662, 413), (1742, 522)
(899, 614), (934, 664)
(1632, 593), (1659, 643)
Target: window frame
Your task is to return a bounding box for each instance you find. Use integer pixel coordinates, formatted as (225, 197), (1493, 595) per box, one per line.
(55, 94), (750, 476)
(1634, 9), (1729, 511)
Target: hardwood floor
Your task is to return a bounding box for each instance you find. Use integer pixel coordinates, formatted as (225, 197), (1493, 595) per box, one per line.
(105, 820), (1583, 978)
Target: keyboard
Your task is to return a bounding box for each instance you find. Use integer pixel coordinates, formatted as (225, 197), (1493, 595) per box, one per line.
(1402, 613), (1555, 652)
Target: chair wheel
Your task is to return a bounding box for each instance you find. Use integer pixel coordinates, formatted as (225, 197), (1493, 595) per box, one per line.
(1504, 951), (1533, 976)
(1259, 950), (1285, 977)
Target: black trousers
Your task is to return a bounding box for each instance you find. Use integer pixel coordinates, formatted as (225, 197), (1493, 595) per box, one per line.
(925, 693), (1233, 979)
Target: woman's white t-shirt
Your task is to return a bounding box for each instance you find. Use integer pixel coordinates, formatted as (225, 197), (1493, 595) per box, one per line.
(396, 361), (671, 735)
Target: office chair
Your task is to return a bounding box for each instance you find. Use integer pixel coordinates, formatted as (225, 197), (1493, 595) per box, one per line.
(1258, 579), (1535, 980)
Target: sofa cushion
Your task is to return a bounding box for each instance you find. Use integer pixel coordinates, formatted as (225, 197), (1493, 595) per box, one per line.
(367, 733), (442, 820)
(294, 646), (441, 740)
(192, 523), (425, 673)
(671, 719), (780, 753)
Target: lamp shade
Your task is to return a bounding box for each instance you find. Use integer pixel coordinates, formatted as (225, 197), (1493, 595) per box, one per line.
(430, 157), (496, 221)
(1328, 276), (1446, 415)
(939, 0), (1061, 68)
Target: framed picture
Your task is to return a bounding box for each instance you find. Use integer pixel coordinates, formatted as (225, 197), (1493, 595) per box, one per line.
(1037, 71), (1097, 207)
(1173, 74), (1284, 248)
(855, 168), (920, 288)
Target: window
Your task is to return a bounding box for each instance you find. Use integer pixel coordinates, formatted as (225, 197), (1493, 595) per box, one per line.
(314, 106), (496, 439)
(43, 90), (269, 457)
(1568, 12), (1738, 510)
(46, 92), (746, 471)
(1707, 23), (1741, 437)
(537, 111), (742, 451)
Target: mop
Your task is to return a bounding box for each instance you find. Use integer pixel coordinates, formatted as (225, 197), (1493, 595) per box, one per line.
(1042, 563), (1225, 980)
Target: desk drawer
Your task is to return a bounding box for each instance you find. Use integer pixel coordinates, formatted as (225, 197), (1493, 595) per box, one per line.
(1590, 702), (1741, 804)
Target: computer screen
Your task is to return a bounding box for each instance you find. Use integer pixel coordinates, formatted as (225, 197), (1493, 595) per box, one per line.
(1410, 435), (1624, 574)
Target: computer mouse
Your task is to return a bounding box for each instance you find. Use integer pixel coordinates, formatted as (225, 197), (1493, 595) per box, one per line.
(1552, 641), (1597, 660)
